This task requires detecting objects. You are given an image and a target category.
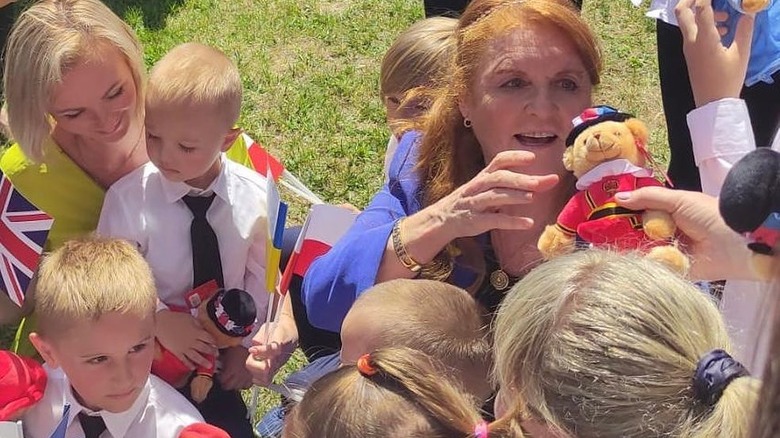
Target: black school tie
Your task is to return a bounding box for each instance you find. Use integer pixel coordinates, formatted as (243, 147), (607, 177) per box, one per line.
(78, 412), (107, 438)
(182, 194), (225, 288)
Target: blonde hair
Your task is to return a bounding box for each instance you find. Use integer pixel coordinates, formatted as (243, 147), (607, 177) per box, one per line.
(4, 0), (145, 162)
(146, 42), (242, 131)
(493, 250), (760, 438)
(412, 0), (599, 280)
(755, 272), (780, 437)
(284, 347), (523, 438)
(348, 279), (491, 398)
(34, 236), (156, 339)
(380, 17), (457, 98)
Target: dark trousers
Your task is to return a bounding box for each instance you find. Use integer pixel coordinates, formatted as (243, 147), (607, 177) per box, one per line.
(423, 0), (469, 17)
(180, 374), (255, 437)
(657, 20), (780, 191)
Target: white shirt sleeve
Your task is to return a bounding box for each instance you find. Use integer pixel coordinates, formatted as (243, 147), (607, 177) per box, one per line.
(96, 186), (146, 252)
(687, 98), (756, 196)
(688, 99), (777, 378)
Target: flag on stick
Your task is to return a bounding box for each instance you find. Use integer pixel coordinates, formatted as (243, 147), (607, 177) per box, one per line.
(279, 204), (358, 295)
(0, 172), (53, 307)
(242, 133), (323, 205)
(249, 167), (288, 421)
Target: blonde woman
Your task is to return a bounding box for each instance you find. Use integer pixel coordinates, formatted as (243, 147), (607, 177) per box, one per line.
(493, 250), (759, 437)
(0, 0), (257, 389)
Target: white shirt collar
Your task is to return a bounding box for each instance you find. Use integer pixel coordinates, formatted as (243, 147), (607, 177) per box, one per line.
(575, 158), (653, 190)
(62, 371), (152, 438)
(160, 154), (231, 204)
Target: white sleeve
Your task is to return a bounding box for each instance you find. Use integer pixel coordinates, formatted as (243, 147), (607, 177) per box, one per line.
(96, 186), (124, 236)
(687, 98), (756, 196)
(96, 187), (148, 256)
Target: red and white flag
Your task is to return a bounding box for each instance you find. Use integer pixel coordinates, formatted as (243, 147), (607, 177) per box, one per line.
(279, 204), (358, 294)
(242, 133), (323, 205)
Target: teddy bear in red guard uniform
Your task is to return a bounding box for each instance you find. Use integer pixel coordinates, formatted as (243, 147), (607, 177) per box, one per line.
(152, 281), (257, 403)
(537, 105), (689, 273)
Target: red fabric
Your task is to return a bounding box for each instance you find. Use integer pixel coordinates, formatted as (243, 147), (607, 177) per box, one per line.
(279, 239), (332, 295)
(247, 141), (284, 182)
(152, 344), (215, 388)
(0, 350), (47, 421)
(179, 423), (231, 438)
(557, 173), (665, 251)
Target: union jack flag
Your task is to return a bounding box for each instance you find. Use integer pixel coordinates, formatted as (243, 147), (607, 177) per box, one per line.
(0, 172), (53, 307)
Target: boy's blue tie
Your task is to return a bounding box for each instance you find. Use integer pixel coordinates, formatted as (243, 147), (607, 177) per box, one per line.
(77, 412), (106, 438)
(182, 194), (225, 288)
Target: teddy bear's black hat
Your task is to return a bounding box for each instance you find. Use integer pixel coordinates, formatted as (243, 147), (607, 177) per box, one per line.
(720, 148), (780, 234)
(565, 105), (634, 147)
(206, 288), (258, 338)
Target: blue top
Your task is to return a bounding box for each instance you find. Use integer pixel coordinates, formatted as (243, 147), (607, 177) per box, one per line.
(716, 0), (780, 86)
(301, 131), (486, 332)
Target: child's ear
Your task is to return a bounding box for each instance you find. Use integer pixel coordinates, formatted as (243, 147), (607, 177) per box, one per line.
(29, 332), (59, 368)
(221, 128), (241, 153)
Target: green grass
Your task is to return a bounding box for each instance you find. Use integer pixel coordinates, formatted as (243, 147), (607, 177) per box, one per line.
(1, 0), (667, 424)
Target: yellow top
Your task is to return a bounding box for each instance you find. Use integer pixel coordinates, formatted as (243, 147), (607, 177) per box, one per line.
(2, 134), (256, 356)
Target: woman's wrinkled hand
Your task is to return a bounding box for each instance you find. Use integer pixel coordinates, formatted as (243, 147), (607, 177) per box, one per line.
(430, 150), (560, 241)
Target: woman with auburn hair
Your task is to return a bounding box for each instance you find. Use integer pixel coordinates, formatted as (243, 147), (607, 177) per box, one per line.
(493, 250), (760, 437)
(302, 0), (601, 332)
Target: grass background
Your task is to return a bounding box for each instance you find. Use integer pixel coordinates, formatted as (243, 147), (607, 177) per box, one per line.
(0, 0), (666, 423)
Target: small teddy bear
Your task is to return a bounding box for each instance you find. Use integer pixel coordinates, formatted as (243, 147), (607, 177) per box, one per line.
(720, 148), (780, 279)
(537, 105), (689, 274)
(0, 350), (47, 422)
(152, 283), (257, 403)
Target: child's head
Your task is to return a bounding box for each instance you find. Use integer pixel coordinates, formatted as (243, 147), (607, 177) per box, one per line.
(145, 42), (242, 189)
(493, 250), (759, 438)
(380, 17), (457, 135)
(29, 236), (157, 413)
(284, 347), (521, 438)
(4, 0), (145, 162)
(340, 279), (491, 400)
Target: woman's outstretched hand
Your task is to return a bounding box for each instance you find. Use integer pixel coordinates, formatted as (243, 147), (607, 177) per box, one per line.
(435, 150), (560, 239)
(615, 186), (756, 281)
(378, 150), (559, 282)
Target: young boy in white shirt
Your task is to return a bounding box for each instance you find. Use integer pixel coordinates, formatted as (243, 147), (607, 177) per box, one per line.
(24, 237), (203, 438)
(97, 42), (268, 436)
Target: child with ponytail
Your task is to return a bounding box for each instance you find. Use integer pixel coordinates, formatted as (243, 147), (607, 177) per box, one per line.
(493, 250), (760, 438)
(283, 346), (522, 438)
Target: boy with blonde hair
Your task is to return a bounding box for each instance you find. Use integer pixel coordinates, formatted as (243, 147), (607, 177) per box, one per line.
(24, 236), (203, 438)
(98, 42), (269, 436)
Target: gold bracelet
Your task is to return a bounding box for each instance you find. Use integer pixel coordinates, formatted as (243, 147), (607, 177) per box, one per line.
(391, 219), (422, 273)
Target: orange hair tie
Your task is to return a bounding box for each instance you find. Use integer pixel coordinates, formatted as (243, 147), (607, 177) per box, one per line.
(356, 353), (378, 377)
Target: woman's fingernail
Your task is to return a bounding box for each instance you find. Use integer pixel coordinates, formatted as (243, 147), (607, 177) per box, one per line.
(615, 192), (631, 201)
